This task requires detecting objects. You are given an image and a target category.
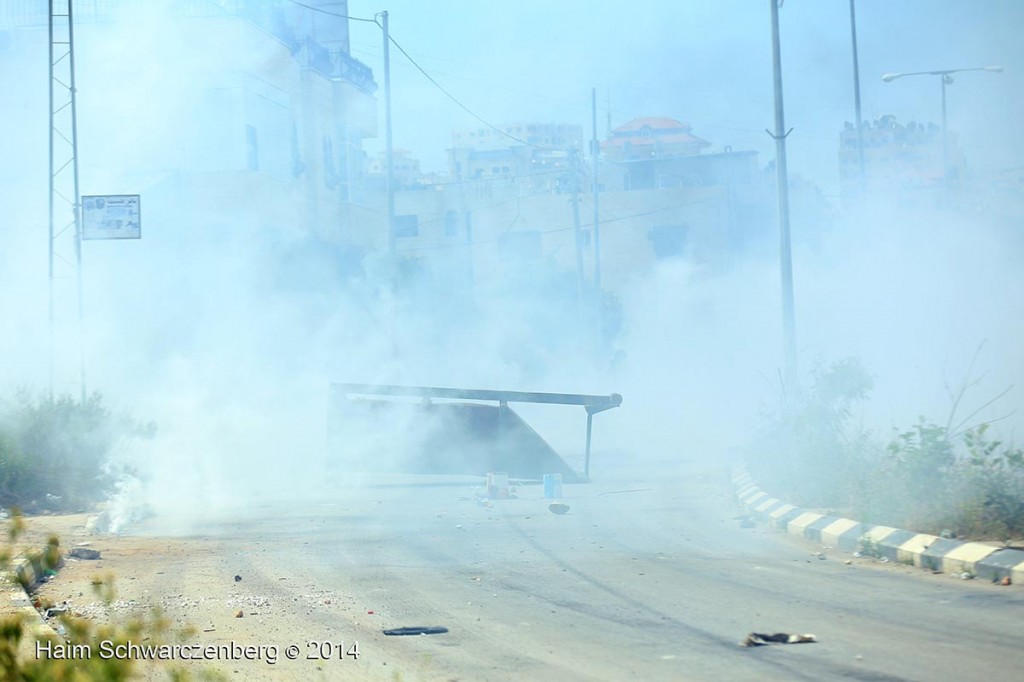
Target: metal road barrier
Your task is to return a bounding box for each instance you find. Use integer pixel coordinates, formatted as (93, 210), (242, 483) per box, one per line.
(330, 384), (622, 480)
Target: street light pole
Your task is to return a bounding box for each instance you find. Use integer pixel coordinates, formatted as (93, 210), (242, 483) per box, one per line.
(881, 66), (1002, 191)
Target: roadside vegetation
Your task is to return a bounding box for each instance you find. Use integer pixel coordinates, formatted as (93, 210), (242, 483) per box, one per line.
(0, 391), (154, 514)
(2, 511), (222, 680)
(747, 356), (1024, 543)
(0, 391), (196, 679)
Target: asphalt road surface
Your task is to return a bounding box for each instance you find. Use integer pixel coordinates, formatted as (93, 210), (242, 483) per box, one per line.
(97, 465), (1023, 681)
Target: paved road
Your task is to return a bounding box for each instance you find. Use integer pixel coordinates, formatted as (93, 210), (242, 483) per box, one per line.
(121, 465), (1023, 681)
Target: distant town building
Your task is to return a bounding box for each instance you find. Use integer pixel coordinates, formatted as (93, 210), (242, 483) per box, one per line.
(363, 117), (773, 293)
(365, 149), (428, 191)
(838, 114), (966, 201)
(597, 117), (763, 192)
(446, 123), (583, 194)
(601, 117), (711, 161)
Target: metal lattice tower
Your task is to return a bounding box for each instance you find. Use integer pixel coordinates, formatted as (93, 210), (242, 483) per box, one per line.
(48, 0), (86, 401)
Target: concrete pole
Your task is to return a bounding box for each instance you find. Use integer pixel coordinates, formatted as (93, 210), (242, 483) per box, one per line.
(381, 10), (396, 255)
(849, 0), (866, 184)
(569, 149), (585, 309)
(769, 0), (798, 395)
(940, 74), (949, 191)
(591, 87), (601, 291)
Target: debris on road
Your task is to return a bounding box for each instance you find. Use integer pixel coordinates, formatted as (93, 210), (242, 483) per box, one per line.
(383, 626), (449, 636)
(740, 632), (817, 648)
(598, 488), (653, 497)
(548, 503), (570, 515)
(69, 547), (101, 560)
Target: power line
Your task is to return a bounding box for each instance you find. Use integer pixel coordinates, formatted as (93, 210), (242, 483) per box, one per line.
(283, 0), (377, 23)
(379, 24), (566, 154)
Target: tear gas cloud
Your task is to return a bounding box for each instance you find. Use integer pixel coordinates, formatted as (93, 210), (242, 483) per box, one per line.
(0, 1), (1021, 524)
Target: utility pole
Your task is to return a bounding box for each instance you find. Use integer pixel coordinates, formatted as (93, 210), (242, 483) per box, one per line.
(849, 0), (866, 184)
(380, 10), (396, 255)
(591, 87), (601, 291)
(767, 0), (797, 395)
(49, 0), (86, 402)
(940, 74), (950, 190)
(568, 148), (585, 309)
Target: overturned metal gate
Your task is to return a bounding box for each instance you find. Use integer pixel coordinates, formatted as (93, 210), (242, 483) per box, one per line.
(328, 384), (622, 482)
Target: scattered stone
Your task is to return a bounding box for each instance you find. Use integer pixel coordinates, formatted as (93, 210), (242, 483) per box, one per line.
(844, 560), (852, 565)
(234, 610), (244, 618)
(234, 575), (242, 582)
(959, 572), (974, 580)
(69, 548), (101, 560)
(999, 576), (1012, 586)
(940, 529), (956, 539)
(548, 503), (570, 515)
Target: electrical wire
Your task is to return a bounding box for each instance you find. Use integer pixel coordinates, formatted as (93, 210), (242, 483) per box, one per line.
(283, 0), (377, 23)
(379, 24), (567, 154)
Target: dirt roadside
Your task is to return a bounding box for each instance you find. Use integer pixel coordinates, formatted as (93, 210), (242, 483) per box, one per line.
(4, 513), (373, 681)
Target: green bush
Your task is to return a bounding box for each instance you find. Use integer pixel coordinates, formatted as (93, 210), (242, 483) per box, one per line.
(957, 424), (1024, 541)
(0, 391), (154, 513)
(748, 357), (874, 508)
(747, 357), (1024, 540)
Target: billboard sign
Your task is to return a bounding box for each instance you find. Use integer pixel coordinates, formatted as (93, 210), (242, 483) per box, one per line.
(82, 194), (141, 240)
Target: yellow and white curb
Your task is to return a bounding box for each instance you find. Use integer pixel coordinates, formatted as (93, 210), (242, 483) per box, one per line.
(731, 466), (1024, 584)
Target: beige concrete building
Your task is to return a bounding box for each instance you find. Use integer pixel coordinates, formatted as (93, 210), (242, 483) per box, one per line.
(368, 118), (770, 295)
(838, 114), (966, 204)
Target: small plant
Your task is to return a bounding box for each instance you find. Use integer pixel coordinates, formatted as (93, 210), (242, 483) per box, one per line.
(857, 534), (883, 559)
(1, 510), (222, 681)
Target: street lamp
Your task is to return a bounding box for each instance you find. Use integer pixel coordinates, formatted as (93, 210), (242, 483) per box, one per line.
(881, 66), (1003, 188)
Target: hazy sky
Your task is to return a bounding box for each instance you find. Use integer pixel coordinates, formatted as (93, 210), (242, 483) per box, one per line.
(347, 0), (1023, 193)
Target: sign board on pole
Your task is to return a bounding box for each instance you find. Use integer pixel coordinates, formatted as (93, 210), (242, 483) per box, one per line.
(82, 194), (141, 240)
